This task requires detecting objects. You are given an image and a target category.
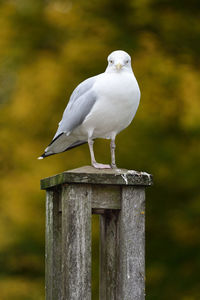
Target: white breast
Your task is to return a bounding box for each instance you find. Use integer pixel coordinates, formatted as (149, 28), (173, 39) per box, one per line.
(75, 72), (140, 139)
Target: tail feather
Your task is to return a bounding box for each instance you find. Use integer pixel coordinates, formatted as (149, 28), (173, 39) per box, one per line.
(38, 132), (87, 159)
(66, 140), (87, 151)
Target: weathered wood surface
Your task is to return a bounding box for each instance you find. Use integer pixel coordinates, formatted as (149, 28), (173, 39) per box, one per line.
(61, 184), (91, 300)
(45, 188), (62, 300)
(117, 186), (146, 300)
(92, 185), (121, 210)
(99, 187), (145, 300)
(41, 166), (153, 190)
(100, 211), (119, 300)
(42, 166), (153, 300)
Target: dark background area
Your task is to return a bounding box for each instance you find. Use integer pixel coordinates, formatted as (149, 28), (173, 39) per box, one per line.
(0, 0), (200, 299)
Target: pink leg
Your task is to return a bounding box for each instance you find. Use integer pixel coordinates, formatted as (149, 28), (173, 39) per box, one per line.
(88, 138), (111, 169)
(110, 138), (117, 169)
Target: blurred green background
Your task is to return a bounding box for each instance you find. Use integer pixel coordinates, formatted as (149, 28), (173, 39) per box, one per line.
(0, 0), (200, 299)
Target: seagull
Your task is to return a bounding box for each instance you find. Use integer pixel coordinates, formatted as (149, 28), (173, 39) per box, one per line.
(38, 50), (140, 169)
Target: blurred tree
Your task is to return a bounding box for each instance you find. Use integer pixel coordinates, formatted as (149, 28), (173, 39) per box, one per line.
(0, 0), (200, 299)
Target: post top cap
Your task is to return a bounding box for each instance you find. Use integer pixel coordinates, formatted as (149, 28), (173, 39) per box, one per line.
(40, 166), (153, 190)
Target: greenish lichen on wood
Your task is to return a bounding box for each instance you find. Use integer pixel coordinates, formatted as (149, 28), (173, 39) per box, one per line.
(40, 166), (153, 190)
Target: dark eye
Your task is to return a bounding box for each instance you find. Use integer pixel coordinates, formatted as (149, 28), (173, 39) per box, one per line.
(110, 60), (114, 64)
(125, 60), (129, 64)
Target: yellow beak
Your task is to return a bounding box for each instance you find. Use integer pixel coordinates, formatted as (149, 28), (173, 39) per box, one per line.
(115, 63), (122, 70)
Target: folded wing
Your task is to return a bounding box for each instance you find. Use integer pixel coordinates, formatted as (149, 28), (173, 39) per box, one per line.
(39, 76), (98, 158)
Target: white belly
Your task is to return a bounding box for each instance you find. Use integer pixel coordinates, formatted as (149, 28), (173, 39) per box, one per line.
(74, 72), (140, 139)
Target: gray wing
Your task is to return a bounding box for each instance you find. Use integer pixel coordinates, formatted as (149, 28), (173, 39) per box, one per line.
(40, 75), (98, 156)
(54, 76), (97, 138)
(54, 75), (98, 138)
(67, 75), (98, 109)
(40, 75), (99, 159)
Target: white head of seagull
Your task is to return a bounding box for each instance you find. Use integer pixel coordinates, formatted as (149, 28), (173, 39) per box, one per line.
(106, 50), (132, 73)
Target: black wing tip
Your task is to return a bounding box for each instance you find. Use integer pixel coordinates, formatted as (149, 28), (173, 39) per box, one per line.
(37, 153), (46, 160)
(37, 152), (54, 160)
(37, 133), (65, 160)
(48, 132), (64, 147)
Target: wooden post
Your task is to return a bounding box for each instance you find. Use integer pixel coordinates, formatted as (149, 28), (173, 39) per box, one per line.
(41, 166), (153, 300)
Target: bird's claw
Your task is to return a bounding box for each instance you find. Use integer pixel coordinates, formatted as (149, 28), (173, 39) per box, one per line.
(111, 163), (117, 169)
(92, 162), (111, 169)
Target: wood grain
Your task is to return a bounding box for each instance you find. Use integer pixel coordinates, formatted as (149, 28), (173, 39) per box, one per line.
(117, 186), (146, 300)
(61, 184), (92, 300)
(45, 188), (62, 300)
